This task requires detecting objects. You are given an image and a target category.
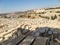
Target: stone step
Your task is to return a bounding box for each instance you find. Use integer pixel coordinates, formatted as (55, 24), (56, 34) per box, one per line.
(33, 37), (49, 45)
(50, 41), (60, 45)
(19, 36), (35, 45)
(1, 35), (26, 45)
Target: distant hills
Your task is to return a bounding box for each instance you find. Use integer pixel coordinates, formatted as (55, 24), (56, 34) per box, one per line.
(0, 6), (60, 20)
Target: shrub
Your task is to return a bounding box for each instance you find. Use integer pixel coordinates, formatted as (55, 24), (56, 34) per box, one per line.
(28, 15), (31, 18)
(51, 15), (57, 20)
(39, 15), (49, 19)
(58, 15), (60, 16)
(39, 12), (46, 14)
(55, 11), (60, 13)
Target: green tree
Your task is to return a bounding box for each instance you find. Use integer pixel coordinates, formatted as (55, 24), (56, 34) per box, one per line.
(51, 15), (57, 20)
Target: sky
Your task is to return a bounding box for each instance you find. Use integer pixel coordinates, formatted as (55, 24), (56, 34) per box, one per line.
(0, 0), (60, 13)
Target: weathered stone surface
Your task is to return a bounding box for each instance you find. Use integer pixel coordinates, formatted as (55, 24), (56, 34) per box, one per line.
(33, 37), (49, 45)
(19, 36), (34, 45)
(50, 41), (60, 45)
(1, 35), (26, 45)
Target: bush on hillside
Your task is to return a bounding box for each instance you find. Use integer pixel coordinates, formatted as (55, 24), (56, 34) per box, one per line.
(51, 15), (57, 20)
(39, 15), (49, 19)
(55, 11), (60, 13)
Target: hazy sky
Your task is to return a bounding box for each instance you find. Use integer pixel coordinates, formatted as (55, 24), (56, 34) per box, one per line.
(0, 0), (60, 13)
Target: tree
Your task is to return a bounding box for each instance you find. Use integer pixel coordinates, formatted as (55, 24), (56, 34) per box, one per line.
(51, 15), (57, 20)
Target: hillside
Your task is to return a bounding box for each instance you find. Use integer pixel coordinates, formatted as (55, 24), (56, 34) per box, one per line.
(0, 7), (60, 20)
(0, 7), (60, 42)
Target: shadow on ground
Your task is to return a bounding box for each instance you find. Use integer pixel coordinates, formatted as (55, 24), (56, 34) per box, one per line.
(0, 27), (60, 45)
